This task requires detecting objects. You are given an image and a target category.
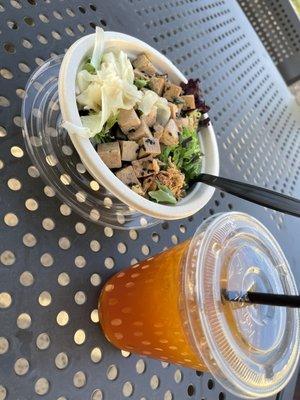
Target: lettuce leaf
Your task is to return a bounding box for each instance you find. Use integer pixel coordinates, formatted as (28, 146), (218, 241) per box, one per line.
(93, 128), (113, 144)
(155, 96), (171, 126)
(138, 90), (158, 115)
(80, 112), (103, 136)
(76, 68), (100, 93)
(159, 145), (174, 165)
(105, 112), (118, 131)
(148, 182), (177, 204)
(137, 90), (170, 123)
(134, 78), (149, 89)
(91, 26), (105, 70)
(77, 82), (102, 110)
(101, 50), (135, 84)
(159, 127), (202, 183)
(82, 59), (96, 74)
(61, 121), (91, 138)
(91, 113), (118, 144)
(77, 50), (142, 136)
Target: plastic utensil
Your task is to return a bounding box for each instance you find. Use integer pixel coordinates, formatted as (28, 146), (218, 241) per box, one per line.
(193, 173), (300, 217)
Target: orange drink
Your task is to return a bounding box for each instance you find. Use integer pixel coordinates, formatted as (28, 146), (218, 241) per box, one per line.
(99, 213), (300, 398)
(99, 240), (205, 369)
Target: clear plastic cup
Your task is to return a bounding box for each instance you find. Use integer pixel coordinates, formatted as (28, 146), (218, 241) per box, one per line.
(99, 212), (300, 398)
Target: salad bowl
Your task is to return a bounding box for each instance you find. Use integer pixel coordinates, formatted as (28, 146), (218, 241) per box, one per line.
(59, 30), (219, 220)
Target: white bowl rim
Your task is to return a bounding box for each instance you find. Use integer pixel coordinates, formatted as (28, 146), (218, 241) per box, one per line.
(58, 31), (219, 220)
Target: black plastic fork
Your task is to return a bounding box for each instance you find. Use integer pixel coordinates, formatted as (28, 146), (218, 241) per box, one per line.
(191, 174), (300, 217)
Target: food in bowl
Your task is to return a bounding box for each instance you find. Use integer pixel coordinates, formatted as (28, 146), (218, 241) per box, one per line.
(63, 28), (211, 205)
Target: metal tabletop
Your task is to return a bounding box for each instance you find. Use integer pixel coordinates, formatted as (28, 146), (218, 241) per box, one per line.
(238, 0), (300, 85)
(0, 1), (300, 399)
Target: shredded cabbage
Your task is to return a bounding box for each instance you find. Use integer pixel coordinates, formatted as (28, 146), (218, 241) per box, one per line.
(66, 27), (170, 139)
(91, 27), (105, 70)
(61, 121), (91, 138)
(75, 40), (142, 136)
(155, 96), (171, 126)
(76, 69), (99, 93)
(138, 90), (158, 115)
(138, 90), (170, 125)
(80, 112), (103, 136)
(77, 82), (102, 110)
(101, 51), (134, 84)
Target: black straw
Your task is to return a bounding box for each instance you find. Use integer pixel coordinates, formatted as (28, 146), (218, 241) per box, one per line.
(223, 290), (300, 308)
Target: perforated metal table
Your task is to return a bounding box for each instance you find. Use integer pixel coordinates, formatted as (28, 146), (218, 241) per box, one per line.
(238, 0), (300, 85)
(0, 1), (300, 400)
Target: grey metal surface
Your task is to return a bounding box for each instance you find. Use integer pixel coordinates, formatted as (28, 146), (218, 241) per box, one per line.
(0, 1), (299, 400)
(238, 0), (300, 84)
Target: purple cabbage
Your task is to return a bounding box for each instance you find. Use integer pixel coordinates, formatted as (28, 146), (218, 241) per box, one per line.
(180, 78), (211, 126)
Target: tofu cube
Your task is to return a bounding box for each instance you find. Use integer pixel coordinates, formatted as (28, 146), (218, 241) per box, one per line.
(163, 82), (182, 101)
(149, 75), (166, 96)
(160, 119), (179, 146)
(132, 54), (157, 76)
(153, 123), (164, 140)
(141, 107), (157, 127)
(180, 94), (196, 110)
(142, 176), (157, 192)
(118, 109), (141, 133)
(139, 137), (161, 158)
(127, 120), (152, 141)
(114, 127), (128, 141)
(132, 156), (159, 178)
(176, 101), (184, 114)
(134, 69), (148, 80)
(131, 183), (145, 196)
(168, 102), (179, 120)
(115, 165), (140, 186)
(176, 117), (189, 130)
(119, 140), (139, 161)
(97, 142), (122, 169)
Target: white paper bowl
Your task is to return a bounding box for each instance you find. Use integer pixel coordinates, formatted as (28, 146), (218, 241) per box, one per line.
(58, 31), (219, 220)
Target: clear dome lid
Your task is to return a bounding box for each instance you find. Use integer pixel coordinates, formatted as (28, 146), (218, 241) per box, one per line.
(21, 56), (159, 230)
(184, 212), (300, 398)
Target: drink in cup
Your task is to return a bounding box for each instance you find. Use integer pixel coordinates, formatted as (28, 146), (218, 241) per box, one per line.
(99, 212), (300, 398)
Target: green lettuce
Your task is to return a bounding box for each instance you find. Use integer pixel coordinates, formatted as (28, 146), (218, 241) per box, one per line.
(93, 113), (118, 144)
(82, 58), (96, 74)
(148, 182), (177, 204)
(159, 127), (202, 183)
(134, 78), (149, 89)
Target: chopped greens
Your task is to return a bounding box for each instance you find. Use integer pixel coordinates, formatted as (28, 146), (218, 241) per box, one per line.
(82, 58), (96, 74)
(149, 182), (177, 204)
(134, 78), (149, 89)
(105, 113), (119, 132)
(160, 126), (202, 183)
(93, 129), (112, 144)
(93, 113), (118, 144)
